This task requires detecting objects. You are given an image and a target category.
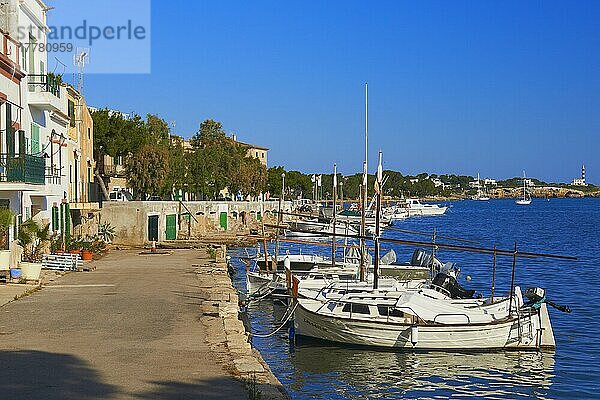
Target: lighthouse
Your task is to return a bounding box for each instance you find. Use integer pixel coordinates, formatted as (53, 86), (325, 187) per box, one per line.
(572, 164), (587, 186)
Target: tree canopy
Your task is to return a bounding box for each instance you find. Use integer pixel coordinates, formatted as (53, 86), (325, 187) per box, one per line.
(92, 112), (267, 200)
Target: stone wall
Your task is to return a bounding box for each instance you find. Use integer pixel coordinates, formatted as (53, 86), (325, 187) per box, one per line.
(100, 201), (290, 246)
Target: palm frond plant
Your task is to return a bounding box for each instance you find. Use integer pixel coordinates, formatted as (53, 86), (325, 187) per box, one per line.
(18, 220), (51, 263)
(0, 208), (15, 249)
(98, 222), (115, 243)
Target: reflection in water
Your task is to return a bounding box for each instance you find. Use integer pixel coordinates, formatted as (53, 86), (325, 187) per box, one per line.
(246, 299), (555, 400)
(290, 344), (555, 399)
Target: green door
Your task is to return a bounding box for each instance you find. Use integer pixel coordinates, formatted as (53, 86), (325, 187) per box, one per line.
(148, 215), (159, 242)
(166, 214), (177, 240)
(219, 212), (228, 230)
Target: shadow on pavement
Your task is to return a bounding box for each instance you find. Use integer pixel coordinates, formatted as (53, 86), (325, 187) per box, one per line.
(134, 378), (250, 400)
(0, 350), (118, 399)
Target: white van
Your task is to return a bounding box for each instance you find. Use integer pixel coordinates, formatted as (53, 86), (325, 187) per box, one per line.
(109, 190), (133, 202)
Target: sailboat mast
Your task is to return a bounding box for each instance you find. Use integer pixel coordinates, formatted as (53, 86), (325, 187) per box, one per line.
(523, 170), (526, 201)
(373, 151), (383, 290)
(332, 163), (337, 266)
(360, 83), (368, 281)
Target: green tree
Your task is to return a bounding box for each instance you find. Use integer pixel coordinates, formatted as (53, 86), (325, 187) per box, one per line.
(145, 114), (171, 147)
(163, 140), (188, 199)
(190, 119), (226, 148)
(267, 166), (286, 196)
(125, 145), (170, 199)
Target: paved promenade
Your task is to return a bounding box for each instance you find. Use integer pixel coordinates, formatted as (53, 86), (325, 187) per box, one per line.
(0, 249), (284, 399)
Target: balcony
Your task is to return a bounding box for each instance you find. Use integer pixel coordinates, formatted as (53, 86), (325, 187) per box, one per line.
(27, 74), (65, 112)
(0, 153), (46, 185)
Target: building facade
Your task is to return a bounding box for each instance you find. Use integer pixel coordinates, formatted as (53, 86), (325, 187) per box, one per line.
(66, 85), (95, 203)
(0, 0), (95, 243)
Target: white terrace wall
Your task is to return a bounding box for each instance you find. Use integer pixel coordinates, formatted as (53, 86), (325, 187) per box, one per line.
(100, 201), (291, 246)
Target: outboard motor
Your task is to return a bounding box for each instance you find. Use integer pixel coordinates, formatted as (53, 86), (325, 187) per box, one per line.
(431, 273), (475, 299)
(525, 287), (572, 313)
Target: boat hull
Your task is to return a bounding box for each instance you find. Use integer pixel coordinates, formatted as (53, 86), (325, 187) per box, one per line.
(294, 300), (554, 350)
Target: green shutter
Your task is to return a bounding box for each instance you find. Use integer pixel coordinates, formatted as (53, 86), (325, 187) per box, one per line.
(64, 202), (71, 237)
(18, 130), (25, 155)
(6, 104), (13, 156)
(52, 205), (59, 232)
(31, 124), (40, 154)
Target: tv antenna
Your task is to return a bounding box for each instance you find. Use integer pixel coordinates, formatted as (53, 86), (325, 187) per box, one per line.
(73, 47), (90, 94)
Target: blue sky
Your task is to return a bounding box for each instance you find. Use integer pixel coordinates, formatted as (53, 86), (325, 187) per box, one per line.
(46, 1), (599, 183)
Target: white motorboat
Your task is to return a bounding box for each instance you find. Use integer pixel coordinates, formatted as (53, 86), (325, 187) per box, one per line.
(246, 248), (433, 297)
(294, 276), (557, 350)
(404, 198), (448, 217)
(383, 204), (409, 221)
(242, 247), (327, 272)
(284, 219), (360, 238)
(516, 171), (532, 205)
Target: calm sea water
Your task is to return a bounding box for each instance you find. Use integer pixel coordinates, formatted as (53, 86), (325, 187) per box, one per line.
(229, 198), (600, 399)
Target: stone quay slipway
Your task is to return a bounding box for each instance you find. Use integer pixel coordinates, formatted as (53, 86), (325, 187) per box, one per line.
(0, 248), (288, 400)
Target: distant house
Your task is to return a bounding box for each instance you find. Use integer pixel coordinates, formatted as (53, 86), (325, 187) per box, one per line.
(431, 178), (445, 189)
(231, 135), (269, 167)
(484, 179), (497, 186)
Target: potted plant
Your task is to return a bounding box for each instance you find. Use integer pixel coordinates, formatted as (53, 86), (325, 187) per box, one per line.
(17, 219), (50, 281)
(80, 240), (93, 261)
(91, 236), (107, 256)
(66, 236), (82, 255)
(0, 208), (15, 271)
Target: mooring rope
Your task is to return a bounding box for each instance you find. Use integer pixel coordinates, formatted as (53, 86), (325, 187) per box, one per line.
(251, 301), (299, 338)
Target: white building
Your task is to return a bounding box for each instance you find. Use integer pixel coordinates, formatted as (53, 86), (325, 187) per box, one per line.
(0, 0), (71, 242)
(431, 177), (445, 189)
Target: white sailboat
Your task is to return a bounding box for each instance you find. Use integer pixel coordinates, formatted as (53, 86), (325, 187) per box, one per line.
(472, 173), (490, 201)
(294, 283), (556, 350)
(516, 171), (532, 205)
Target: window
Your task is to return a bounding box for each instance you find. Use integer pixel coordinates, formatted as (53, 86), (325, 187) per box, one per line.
(87, 127), (91, 139)
(68, 100), (75, 127)
(262, 153), (265, 159)
(342, 303), (370, 315)
(28, 34), (36, 75)
(378, 306), (404, 318)
(21, 45), (27, 71)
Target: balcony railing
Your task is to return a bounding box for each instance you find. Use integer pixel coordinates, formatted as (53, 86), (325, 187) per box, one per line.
(0, 153), (46, 184)
(28, 74), (61, 98)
